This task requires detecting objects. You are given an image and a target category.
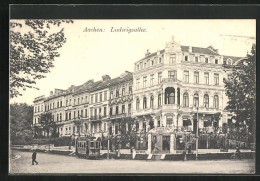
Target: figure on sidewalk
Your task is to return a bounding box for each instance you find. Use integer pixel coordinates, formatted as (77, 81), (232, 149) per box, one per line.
(32, 150), (38, 165)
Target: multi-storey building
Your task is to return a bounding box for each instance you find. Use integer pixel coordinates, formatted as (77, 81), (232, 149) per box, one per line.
(32, 36), (243, 153)
(132, 36), (243, 153)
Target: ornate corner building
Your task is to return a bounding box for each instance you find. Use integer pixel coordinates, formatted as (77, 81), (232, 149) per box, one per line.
(32, 36), (244, 152)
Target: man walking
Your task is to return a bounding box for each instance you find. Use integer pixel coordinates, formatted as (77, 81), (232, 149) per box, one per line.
(32, 150), (38, 165)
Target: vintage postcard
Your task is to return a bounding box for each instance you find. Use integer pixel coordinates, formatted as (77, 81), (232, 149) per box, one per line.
(9, 16), (256, 174)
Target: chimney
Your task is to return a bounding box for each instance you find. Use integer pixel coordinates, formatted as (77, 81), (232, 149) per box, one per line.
(145, 49), (151, 57)
(171, 35), (175, 41)
(102, 75), (111, 81)
(189, 46), (192, 53)
(50, 91), (53, 96)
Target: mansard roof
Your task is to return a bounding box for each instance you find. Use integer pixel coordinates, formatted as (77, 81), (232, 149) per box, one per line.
(89, 72), (133, 92)
(181, 46), (219, 55)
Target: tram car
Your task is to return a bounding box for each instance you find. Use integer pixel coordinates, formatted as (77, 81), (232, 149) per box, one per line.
(76, 137), (102, 159)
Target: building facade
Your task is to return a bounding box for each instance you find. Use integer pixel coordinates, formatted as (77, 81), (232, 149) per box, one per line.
(32, 36), (243, 152)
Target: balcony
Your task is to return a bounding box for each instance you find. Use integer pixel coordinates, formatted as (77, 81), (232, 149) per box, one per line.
(90, 115), (102, 121)
(162, 104), (180, 110)
(109, 113), (127, 120)
(161, 78), (179, 84)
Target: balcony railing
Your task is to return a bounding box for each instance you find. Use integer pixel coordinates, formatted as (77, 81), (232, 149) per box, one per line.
(109, 113), (127, 119)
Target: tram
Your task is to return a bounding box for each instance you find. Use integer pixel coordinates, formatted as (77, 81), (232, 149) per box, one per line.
(76, 137), (102, 159)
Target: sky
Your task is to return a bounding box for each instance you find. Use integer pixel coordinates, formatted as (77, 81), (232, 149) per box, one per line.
(10, 19), (256, 105)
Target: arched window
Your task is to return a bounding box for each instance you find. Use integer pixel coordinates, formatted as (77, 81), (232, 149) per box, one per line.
(158, 94), (162, 107)
(143, 97), (147, 109)
(136, 98), (140, 110)
(183, 93), (189, 107)
(213, 95), (219, 109)
(150, 95), (154, 108)
(204, 94), (209, 108)
(165, 87), (175, 104)
(193, 93), (199, 107)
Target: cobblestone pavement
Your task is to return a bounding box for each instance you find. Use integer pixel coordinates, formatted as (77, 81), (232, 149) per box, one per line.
(9, 150), (255, 174)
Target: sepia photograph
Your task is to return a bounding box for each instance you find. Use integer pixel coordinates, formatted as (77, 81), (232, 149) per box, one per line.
(9, 18), (256, 174)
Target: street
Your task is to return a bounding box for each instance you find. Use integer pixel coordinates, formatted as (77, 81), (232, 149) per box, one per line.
(10, 150), (255, 174)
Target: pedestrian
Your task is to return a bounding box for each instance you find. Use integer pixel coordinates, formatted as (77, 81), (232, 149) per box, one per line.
(32, 149), (38, 165)
(235, 145), (242, 160)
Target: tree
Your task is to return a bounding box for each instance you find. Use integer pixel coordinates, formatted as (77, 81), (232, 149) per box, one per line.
(39, 112), (55, 137)
(10, 103), (34, 145)
(224, 44), (256, 137)
(10, 19), (73, 98)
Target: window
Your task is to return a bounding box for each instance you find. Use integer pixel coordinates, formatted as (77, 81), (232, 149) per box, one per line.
(158, 94), (162, 107)
(151, 60), (154, 65)
(168, 70), (177, 79)
(165, 87), (175, 104)
(166, 117), (173, 127)
(129, 86), (132, 94)
(213, 95), (219, 109)
(143, 97), (147, 109)
(223, 60), (226, 65)
(91, 95), (93, 104)
(116, 90), (119, 97)
(150, 74), (154, 86)
(69, 112), (71, 120)
(81, 110), (83, 117)
(136, 98), (140, 110)
(99, 107), (102, 116)
(57, 114), (59, 122)
(205, 58), (208, 63)
(122, 105), (125, 113)
(104, 92), (107, 101)
(143, 76), (147, 88)
(128, 104), (131, 114)
(78, 110), (80, 118)
(194, 71), (199, 84)
(74, 99), (76, 105)
(204, 94), (209, 108)
(169, 54), (176, 63)
(136, 79), (140, 90)
(214, 73), (219, 85)
(122, 88), (125, 96)
(104, 107), (107, 116)
(185, 56), (188, 61)
(95, 94), (98, 102)
(85, 109), (88, 117)
(85, 96), (88, 102)
(140, 62), (143, 68)
(53, 103), (54, 109)
(115, 124), (119, 134)
(100, 93), (102, 102)
(158, 72), (162, 83)
(136, 122), (139, 131)
(159, 57), (162, 63)
(150, 95), (154, 108)
(184, 71), (189, 83)
(110, 91), (113, 99)
(137, 64), (139, 71)
(183, 93), (189, 107)
(144, 62), (146, 68)
(116, 106), (119, 114)
(104, 123), (107, 132)
(60, 113), (62, 121)
(69, 99), (71, 106)
(215, 59), (218, 64)
(204, 73), (209, 85)
(195, 57), (199, 62)
(66, 100), (68, 106)
(74, 111), (76, 119)
(60, 101), (62, 107)
(110, 107), (113, 116)
(194, 94), (199, 107)
(78, 98), (80, 104)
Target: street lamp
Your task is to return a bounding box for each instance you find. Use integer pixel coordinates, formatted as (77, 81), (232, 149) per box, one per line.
(195, 106), (199, 161)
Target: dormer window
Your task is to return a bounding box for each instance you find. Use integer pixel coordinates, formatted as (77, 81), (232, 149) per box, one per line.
(137, 64), (139, 70)
(215, 59), (218, 64)
(223, 60), (227, 65)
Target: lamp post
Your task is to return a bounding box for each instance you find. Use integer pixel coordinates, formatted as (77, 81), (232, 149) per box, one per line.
(195, 106), (199, 161)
